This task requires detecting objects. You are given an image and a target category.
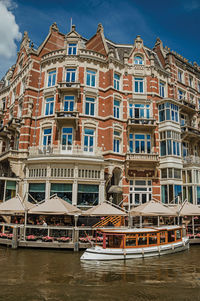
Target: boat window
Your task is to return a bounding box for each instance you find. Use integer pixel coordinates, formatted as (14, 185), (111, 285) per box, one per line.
(148, 233), (157, 245)
(126, 237), (137, 247)
(168, 230), (175, 242)
(108, 235), (122, 248)
(176, 229), (181, 240)
(159, 231), (166, 244)
(138, 234), (147, 246)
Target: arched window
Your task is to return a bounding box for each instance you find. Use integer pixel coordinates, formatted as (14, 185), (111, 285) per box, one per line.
(134, 55), (143, 65)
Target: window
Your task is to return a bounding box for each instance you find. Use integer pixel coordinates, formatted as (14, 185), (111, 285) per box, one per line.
(198, 81), (200, 93)
(134, 55), (143, 65)
(189, 76), (193, 88)
(77, 184), (99, 206)
(43, 128), (52, 147)
(28, 183), (45, 202)
(114, 73), (120, 90)
(18, 102), (23, 118)
(198, 99), (200, 110)
(134, 78), (144, 93)
(86, 70), (96, 87)
(45, 97), (54, 116)
(68, 43), (77, 55)
(11, 88), (16, 104)
(113, 99), (120, 119)
(85, 97), (95, 116)
(5, 181), (16, 201)
(47, 70), (56, 87)
(113, 130), (121, 153)
(178, 89), (185, 100)
(129, 134), (151, 153)
(180, 114), (187, 126)
(160, 131), (181, 157)
(2, 98), (6, 111)
(62, 128), (73, 151)
(190, 94), (194, 103)
(178, 70), (183, 83)
(182, 142), (189, 157)
(64, 96), (74, 111)
(129, 103), (150, 119)
(84, 128), (94, 152)
(20, 78), (25, 95)
(161, 184), (182, 204)
(158, 102), (179, 123)
(66, 68), (76, 82)
(50, 183), (72, 203)
(159, 81), (165, 98)
(161, 168), (181, 179)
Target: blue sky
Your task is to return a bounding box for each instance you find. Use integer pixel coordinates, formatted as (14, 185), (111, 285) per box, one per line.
(0, 0), (200, 79)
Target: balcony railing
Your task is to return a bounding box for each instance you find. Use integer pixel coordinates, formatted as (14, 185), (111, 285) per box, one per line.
(181, 124), (200, 139)
(29, 144), (103, 158)
(55, 111), (79, 129)
(127, 118), (156, 130)
(126, 152), (159, 162)
(79, 49), (106, 61)
(41, 49), (65, 63)
(179, 98), (196, 114)
(57, 82), (80, 91)
(183, 155), (200, 166)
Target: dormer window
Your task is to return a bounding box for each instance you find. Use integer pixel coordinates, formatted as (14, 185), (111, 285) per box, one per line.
(68, 43), (77, 55)
(134, 55), (143, 65)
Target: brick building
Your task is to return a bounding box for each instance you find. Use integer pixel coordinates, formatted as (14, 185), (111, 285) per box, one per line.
(0, 23), (200, 209)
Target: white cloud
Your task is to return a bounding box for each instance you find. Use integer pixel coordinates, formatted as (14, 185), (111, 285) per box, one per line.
(0, 0), (22, 78)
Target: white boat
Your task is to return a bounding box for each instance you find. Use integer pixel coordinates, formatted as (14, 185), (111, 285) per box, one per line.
(81, 225), (189, 261)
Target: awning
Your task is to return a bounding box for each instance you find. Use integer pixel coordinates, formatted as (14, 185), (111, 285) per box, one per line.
(0, 194), (34, 215)
(176, 202), (200, 216)
(108, 185), (123, 194)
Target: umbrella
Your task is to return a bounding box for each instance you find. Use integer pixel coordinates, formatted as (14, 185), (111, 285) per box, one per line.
(129, 200), (177, 217)
(29, 196), (81, 215)
(177, 202), (200, 216)
(0, 194), (33, 215)
(82, 201), (126, 216)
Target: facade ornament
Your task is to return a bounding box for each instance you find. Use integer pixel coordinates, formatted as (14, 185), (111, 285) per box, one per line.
(50, 22), (59, 32)
(134, 35), (143, 49)
(97, 23), (104, 33)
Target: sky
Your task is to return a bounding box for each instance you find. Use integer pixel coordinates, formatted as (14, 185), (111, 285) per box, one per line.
(0, 0), (200, 79)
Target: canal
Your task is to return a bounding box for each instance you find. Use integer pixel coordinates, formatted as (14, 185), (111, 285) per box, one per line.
(0, 246), (199, 301)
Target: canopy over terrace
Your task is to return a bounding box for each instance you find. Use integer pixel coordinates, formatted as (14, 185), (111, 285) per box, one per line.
(82, 201), (127, 216)
(177, 202), (200, 216)
(29, 196), (81, 215)
(0, 194), (34, 215)
(130, 200), (177, 217)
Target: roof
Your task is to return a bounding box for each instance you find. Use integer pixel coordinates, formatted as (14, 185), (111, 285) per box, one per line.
(99, 225), (181, 234)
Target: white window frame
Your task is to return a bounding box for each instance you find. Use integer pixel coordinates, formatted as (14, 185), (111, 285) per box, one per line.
(47, 70), (56, 87)
(67, 43), (77, 55)
(66, 68), (76, 82)
(86, 70), (96, 87)
(134, 77), (144, 94)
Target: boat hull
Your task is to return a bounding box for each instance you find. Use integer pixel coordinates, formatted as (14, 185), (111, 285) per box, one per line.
(81, 237), (189, 261)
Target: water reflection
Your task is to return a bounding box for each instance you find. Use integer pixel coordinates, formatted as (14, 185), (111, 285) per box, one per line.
(0, 246), (199, 300)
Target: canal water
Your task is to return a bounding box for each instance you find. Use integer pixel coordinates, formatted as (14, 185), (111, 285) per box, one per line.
(0, 246), (199, 301)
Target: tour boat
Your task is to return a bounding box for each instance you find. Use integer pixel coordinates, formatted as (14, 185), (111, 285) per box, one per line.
(81, 225), (189, 261)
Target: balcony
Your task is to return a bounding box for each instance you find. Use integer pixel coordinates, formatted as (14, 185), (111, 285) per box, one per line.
(183, 155), (200, 167)
(57, 82), (80, 94)
(28, 145), (103, 161)
(126, 152), (159, 163)
(125, 152), (159, 177)
(0, 149), (28, 162)
(7, 117), (22, 132)
(179, 99), (196, 115)
(181, 124), (200, 140)
(127, 118), (157, 131)
(55, 110), (79, 129)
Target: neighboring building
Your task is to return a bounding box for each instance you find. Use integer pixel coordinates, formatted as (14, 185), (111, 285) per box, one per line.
(0, 22), (200, 208)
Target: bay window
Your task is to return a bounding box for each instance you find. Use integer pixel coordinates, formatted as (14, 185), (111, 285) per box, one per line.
(158, 102), (179, 123)
(129, 133), (151, 153)
(160, 131), (180, 157)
